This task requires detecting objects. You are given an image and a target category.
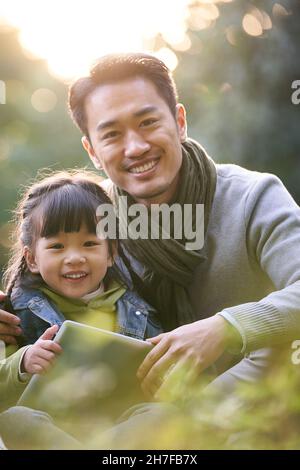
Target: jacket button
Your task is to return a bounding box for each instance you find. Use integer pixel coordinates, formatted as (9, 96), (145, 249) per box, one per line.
(135, 310), (141, 316)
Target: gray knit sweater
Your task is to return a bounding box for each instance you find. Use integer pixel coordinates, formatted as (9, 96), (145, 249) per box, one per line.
(102, 163), (300, 355)
(189, 163), (300, 353)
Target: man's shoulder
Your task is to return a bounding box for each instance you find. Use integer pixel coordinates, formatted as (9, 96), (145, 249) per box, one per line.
(215, 163), (282, 194)
(217, 163), (269, 182)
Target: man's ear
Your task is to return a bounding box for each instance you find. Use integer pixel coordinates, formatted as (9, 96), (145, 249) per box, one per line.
(23, 246), (39, 274)
(176, 104), (187, 142)
(82, 136), (103, 170)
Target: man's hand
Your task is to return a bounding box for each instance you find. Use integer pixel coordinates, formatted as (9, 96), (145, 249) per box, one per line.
(0, 291), (22, 345)
(137, 315), (232, 398)
(22, 325), (62, 375)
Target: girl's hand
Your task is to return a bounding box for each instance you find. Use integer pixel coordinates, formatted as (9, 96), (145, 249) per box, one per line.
(22, 325), (63, 375)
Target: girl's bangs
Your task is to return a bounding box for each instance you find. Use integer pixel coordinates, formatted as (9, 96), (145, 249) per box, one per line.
(39, 185), (99, 237)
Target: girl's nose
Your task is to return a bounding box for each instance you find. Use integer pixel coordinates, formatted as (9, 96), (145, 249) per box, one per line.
(65, 252), (86, 265)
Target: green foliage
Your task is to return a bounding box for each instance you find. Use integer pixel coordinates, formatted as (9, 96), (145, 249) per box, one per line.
(112, 349), (300, 450)
(0, 27), (92, 275)
(58, 349), (300, 449)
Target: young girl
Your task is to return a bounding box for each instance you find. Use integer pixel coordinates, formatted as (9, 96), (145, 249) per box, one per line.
(2, 170), (161, 389)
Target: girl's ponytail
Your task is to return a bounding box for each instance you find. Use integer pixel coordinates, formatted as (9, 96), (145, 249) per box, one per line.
(5, 256), (27, 297)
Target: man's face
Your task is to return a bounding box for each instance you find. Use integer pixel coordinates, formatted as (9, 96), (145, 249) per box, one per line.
(82, 77), (187, 205)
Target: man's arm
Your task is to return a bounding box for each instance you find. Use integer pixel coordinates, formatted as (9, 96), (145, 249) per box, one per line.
(219, 174), (300, 353)
(138, 174), (300, 395)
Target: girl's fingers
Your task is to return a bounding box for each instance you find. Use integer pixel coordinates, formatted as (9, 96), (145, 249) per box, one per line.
(39, 340), (62, 354)
(32, 357), (52, 373)
(36, 349), (57, 363)
(39, 324), (59, 341)
(31, 364), (44, 374)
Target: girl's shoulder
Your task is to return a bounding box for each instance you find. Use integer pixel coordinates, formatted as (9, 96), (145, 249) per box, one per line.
(9, 285), (45, 310)
(9, 285), (61, 314)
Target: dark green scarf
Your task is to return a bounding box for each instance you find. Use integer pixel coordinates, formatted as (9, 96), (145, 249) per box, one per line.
(114, 138), (217, 330)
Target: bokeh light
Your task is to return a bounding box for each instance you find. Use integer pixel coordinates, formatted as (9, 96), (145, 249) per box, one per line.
(0, 0), (242, 81)
(242, 14), (263, 37)
(31, 88), (57, 113)
(0, 0), (190, 79)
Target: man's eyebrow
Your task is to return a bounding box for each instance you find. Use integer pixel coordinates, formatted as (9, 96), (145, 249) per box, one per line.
(96, 106), (158, 132)
(96, 119), (117, 132)
(133, 105), (158, 117)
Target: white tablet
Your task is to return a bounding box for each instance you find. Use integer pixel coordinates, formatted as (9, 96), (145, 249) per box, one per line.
(17, 321), (153, 433)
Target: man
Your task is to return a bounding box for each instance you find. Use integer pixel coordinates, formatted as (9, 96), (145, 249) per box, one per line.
(1, 52), (300, 398)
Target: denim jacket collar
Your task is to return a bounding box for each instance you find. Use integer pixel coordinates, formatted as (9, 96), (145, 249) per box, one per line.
(11, 287), (66, 326)
(11, 286), (160, 340)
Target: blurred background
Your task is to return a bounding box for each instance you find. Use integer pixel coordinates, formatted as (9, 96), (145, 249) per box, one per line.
(1, 1), (300, 449)
(0, 0), (299, 276)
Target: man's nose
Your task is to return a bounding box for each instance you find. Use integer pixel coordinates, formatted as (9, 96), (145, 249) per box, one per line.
(124, 130), (150, 158)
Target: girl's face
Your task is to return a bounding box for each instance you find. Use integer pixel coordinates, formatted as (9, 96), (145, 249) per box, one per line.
(25, 225), (113, 299)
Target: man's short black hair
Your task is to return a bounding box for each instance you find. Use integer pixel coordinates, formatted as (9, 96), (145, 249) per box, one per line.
(68, 52), (178, 139)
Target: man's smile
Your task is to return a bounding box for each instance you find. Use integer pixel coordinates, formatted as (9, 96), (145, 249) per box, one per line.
(128, 159), (158, 174)
(126, 158), (160, 177)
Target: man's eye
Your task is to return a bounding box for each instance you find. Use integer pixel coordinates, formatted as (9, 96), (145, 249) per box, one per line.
(103, 130), (119, 140)
(141, 118), (157, 127)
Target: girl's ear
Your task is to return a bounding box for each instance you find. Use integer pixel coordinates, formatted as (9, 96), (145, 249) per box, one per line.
(107, 241), (118, 268)
(24, 246), (40, 274)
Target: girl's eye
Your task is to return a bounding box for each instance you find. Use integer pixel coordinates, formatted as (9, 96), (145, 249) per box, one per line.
(49, 243), (64, 249)
(84, 241), (99, 247)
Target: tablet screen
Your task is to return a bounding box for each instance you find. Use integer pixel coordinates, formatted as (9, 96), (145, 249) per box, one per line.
(18, 321), (153, 436)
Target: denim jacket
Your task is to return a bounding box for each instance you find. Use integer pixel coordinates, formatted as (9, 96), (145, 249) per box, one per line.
(9, 286), (163, 346)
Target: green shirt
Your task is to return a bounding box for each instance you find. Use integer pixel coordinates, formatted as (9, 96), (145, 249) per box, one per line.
(40, 281), (126, 331)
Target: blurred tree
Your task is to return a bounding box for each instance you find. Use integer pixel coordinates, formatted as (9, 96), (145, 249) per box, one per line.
(172, 0), (300, 200)
(0, 26), (91, 274)
(0, 0), (299, 277)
